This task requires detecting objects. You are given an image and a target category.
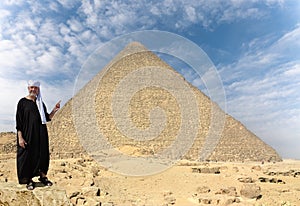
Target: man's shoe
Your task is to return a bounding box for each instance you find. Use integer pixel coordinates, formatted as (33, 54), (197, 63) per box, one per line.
(38, 177), (53, 186)
(26, 180), (35, 190)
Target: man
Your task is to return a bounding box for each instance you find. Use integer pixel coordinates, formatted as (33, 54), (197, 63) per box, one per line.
(16, 80), (60, 190)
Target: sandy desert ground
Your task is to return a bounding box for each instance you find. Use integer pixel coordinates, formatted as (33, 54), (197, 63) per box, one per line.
(0, 132), (299, 205)
(0, 153), (300, 206)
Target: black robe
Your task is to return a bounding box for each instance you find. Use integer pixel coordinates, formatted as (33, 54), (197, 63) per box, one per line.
(16, 97), (51, 184)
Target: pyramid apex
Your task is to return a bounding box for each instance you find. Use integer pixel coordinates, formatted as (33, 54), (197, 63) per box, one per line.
(121, 41), (149, 54)
(108, 41), (151, 65)
(125, 41), (148, 48)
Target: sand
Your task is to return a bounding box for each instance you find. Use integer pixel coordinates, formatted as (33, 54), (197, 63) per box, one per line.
(0, 153), (299, 206)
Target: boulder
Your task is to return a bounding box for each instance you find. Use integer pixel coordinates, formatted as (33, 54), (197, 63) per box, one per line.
(0, 182), (71, 206)
(196, 186), (211, 194)
(240, 183), (261, 199)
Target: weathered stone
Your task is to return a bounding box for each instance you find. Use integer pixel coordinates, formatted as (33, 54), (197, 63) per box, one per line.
(76, 159), (87, 167)
(258, 177), (269, 182)
(232, 167), (239, 172)
(240, 183), (261, 199)
(81, 186), (101, 197)
(199, 198), (212, 204)
(83, 197), (101, 206)
(164, 195), (176, 205)
(197, 186), (211, 193)
(215, 187), (237, 196)
(0, 182), (71, 206)
(76, 197), (86, 205)
(69, 191), (80, 199)
(251, 165), (262, 171)
(237, 177), (254, 183)
(163, 191), (176, 205)
(269, 178), (285, 184)
(192, 167), (220, 174)
(264, 170), (300, 177)
(91, 167), (100, 177)
(224, 197), (240, 205)
(258, 177), (285, 184)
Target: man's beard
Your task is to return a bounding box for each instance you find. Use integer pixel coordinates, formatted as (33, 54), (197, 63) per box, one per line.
(29, 92), (37, 97)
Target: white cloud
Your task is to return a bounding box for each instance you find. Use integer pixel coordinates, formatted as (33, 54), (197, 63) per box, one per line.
(221, 24), (300, 84)
(271, 25), (300, 56)
(40, 80), (74, 111)
(283, 64), (300, 76)
(0, 9), (10, 20)
(67, 18), (84, 33)
(0, 78), (28, 132)
(48, 1), (60, 12)
(1, 0), (25, 6)
(0, 3), (100, 80)
(56, 0), (80, 9)
(220, 25), (300, 158)
(184, 6), (197, 23)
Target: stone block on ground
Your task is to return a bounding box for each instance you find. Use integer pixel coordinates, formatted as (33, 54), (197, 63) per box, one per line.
(0, 182), (71, 206)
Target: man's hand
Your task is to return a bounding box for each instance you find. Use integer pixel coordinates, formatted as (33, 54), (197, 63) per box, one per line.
(18, 136), (27, 149)
(53, 100), (61, 112)
(50, 100), (61, 119)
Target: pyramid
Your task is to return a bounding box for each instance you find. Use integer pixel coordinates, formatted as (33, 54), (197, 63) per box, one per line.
(47, 42), (281, 163)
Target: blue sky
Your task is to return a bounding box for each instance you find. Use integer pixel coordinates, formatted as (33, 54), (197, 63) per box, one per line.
(0, 0), (299, 159)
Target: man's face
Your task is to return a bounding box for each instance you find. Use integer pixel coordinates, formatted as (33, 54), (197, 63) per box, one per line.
(28, 86), (39, 97)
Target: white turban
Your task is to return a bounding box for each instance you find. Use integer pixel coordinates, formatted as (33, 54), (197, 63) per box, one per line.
(28, 80), (40, 87)
(28, 80), (47, 124)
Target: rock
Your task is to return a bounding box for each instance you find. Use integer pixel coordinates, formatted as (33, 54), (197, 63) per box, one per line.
(163, 191), (176, 205)
(69, 191), (80, 199)
(224, 197), (240, 205)
(83, 197), (101, 206)
(198, 198), (212, 204)
(269, 178), (285, 184)
(76, 159), (87, 167)
(91, 167), (100, 177)
(196, 186), (211, 193)
(281, 201), (292, 206)
(215, 187), (237, 196)
(293, 171), (300, 177)
(0, 182), (71, 206)
(258, 177), (285, 184)
(192, 167), (221, 174)
(164, 196), (176, 205)
(258, 177), (269, 182)
(251, 165), (262, 171)
(81, 186), (101, 197)
(237, 177), (254, 183)
(76, 197), (86, 205)
(232, 167), (239, 172)
(240, 183), (261, 199)
(264, 169), (300, 177)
